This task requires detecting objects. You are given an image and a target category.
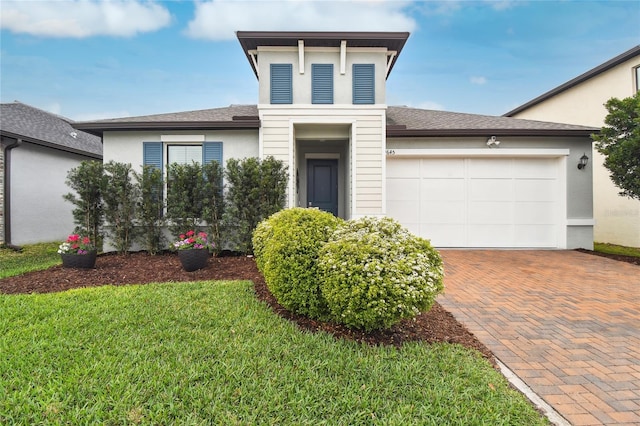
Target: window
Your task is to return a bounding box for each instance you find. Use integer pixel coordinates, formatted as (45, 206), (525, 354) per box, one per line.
(635, 66), (640, 93)
(312, 64), (333, 104)
(168, 145), (202, 165)
(353, 64), (375, 104)
(270, 63), (293, 104)
(142, 141), (223, 172)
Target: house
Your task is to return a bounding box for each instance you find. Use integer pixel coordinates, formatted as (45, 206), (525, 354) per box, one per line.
(0, 102), (103, 246)
(505, 45), (640, 248)
(75, 31), (597, 249)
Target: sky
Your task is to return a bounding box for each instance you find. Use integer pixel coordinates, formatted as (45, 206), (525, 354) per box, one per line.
(1, 0), (639, 122)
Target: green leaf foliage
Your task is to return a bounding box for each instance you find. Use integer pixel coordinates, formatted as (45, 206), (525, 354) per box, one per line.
(224, 156), (288, 254)
(253, 208), (343, 319)
(102, 161), (139, 254)
(201, 160), (224, 253)
(318, 217), (445, 331)
(594, 91), (640, 200)
(166, 162), (207, 238)
(134, 165), (165, 255)
(63, 160), (105, 250)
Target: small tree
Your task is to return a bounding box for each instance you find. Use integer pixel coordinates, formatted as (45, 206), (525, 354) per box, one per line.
(166, 162), (206, 238)
(63, 160), (105, 249)
(224, 156), (287, 254)
(134, 165), (165, 255)
(102, 161), (138, 254)
(593, 92), (640, 201)
(202, 160), (224, 253)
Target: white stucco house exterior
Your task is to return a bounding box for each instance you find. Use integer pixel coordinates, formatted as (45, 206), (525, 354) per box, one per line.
(76, 31), (597, 249)
(506, 45), (640, 248)
(0, 102), (103, 246)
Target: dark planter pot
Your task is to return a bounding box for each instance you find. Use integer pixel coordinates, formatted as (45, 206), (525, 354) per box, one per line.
(61, 250), (97, 269)
(178, 249), (210, 272)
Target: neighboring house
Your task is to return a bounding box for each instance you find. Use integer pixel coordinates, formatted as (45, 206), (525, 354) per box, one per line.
(75, 31), (596, 250)
(0, 102), (103, 246)
(505, 45), (640, 248)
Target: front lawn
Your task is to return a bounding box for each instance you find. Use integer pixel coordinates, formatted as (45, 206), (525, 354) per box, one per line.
(0, 281), (548, 425)
(594, 242), (640, 258)
(0, 242), (61, 279)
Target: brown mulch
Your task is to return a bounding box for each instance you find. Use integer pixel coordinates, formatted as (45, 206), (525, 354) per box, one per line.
(0, 251), (493, 361)
(3, 249), (633, 363)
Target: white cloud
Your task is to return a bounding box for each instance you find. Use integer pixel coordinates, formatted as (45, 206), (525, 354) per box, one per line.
(470, 76), (487, 85)
(0, 0), (171, 38)
(185, 0), (417, 40)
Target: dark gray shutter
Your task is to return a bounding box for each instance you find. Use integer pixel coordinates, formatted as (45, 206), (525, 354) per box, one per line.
(353, 64), (375, 104)
(143, 142), (163, 170)
(202, 142), (223, 165)
(312, 64), (333, 104)
(270, 64), (293, 104)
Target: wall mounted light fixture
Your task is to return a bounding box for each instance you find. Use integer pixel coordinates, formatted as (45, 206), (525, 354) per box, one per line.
(577, 153), (589, 170)
(486, 136), (500, 148)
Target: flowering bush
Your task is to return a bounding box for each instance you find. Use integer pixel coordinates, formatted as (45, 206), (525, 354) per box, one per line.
(318, 216), (444, 331)
(58, 234), (96, 255)
(172, 230), (214, 251)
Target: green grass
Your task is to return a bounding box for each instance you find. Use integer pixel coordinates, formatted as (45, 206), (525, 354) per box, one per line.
(0, 242), (61, 278)
(594, 242), (640, 258)
(0, 281), (548, 425)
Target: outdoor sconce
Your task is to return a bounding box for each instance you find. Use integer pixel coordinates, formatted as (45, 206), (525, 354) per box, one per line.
(577, 153), (589, 170)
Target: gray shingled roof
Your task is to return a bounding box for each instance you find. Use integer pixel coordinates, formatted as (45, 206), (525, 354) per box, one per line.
(0, 102), (102, 158)
(386, 106), (597, 136)
(83, 104), (259, 123)
(73, 103), (596, 138)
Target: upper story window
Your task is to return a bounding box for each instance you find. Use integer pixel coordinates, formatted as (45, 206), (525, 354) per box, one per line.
(353, 64), (375, 105)
(270, 64), (293, 104)
(312, 64), (334, 104)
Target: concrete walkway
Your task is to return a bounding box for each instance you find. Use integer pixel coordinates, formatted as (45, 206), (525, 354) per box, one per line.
(437, 250), (640, 426)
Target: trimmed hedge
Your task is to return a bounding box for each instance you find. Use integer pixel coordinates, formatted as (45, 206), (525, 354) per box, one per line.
(318, 216), (444, 331)
(253, 208), (343, 319)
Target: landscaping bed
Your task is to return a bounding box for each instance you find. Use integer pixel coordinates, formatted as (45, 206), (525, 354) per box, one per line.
(0, 251), (493, 361)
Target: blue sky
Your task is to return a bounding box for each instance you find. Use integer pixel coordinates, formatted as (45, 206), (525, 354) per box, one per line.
(1, 0), (638, 121)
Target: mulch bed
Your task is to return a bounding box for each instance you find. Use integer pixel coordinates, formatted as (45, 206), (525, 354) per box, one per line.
(1, 251), (493, 361)
(2, 249), (635, 364)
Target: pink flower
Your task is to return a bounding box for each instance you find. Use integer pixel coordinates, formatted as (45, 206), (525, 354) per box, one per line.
(179, 234), (186, 240)
(186, 230), (195, 237)
(82, 237), (91, 245)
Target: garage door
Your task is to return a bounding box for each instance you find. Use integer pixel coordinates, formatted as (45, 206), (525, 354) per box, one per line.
(386, 157), (562, 248)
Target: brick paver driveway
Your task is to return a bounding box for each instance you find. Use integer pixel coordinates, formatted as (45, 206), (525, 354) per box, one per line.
(437, 250), (640, 426)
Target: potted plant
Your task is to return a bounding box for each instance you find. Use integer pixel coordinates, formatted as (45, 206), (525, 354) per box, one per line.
(58, 234), (97, 269)
(172, 230), (213, 272)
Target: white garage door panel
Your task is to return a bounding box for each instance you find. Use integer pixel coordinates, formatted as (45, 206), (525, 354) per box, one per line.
(386, 156), (562, 248)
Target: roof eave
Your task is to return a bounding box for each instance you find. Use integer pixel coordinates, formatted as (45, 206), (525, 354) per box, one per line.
(504, 45), (640, 117)
(0, 130), (103, 159)
(73, 120), (261, 137)
(386, 128), (598, 138)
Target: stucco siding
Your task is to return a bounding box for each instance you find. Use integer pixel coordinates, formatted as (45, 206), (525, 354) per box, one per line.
(10, 143), (93, 245)
(510, 54), (640, 247)
(103, 130), (259, 172)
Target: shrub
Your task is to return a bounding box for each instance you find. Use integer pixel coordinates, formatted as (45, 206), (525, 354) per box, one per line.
(318, 216), (444, 331)
(134, 165), (165, 255)
(224, 156), (287, 254)
(102, 161), (139, 254)
(63, 160), (105, 250)
(201, 160), (224, 253)
(166, 162), (206, 239)
(253, 208), (343, 319)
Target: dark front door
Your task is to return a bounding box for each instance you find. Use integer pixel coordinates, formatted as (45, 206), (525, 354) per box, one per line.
(307, 159), (338, 216)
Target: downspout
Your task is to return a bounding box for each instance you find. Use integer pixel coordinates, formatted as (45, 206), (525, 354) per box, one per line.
(2, 137), (21, 246)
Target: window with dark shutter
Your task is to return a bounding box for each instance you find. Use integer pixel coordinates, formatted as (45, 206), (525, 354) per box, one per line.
(312, 64), (333, 104)
(353, 64), (375, 104)
(202, 142), (223, 165)
(270, 64), (293, 104)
